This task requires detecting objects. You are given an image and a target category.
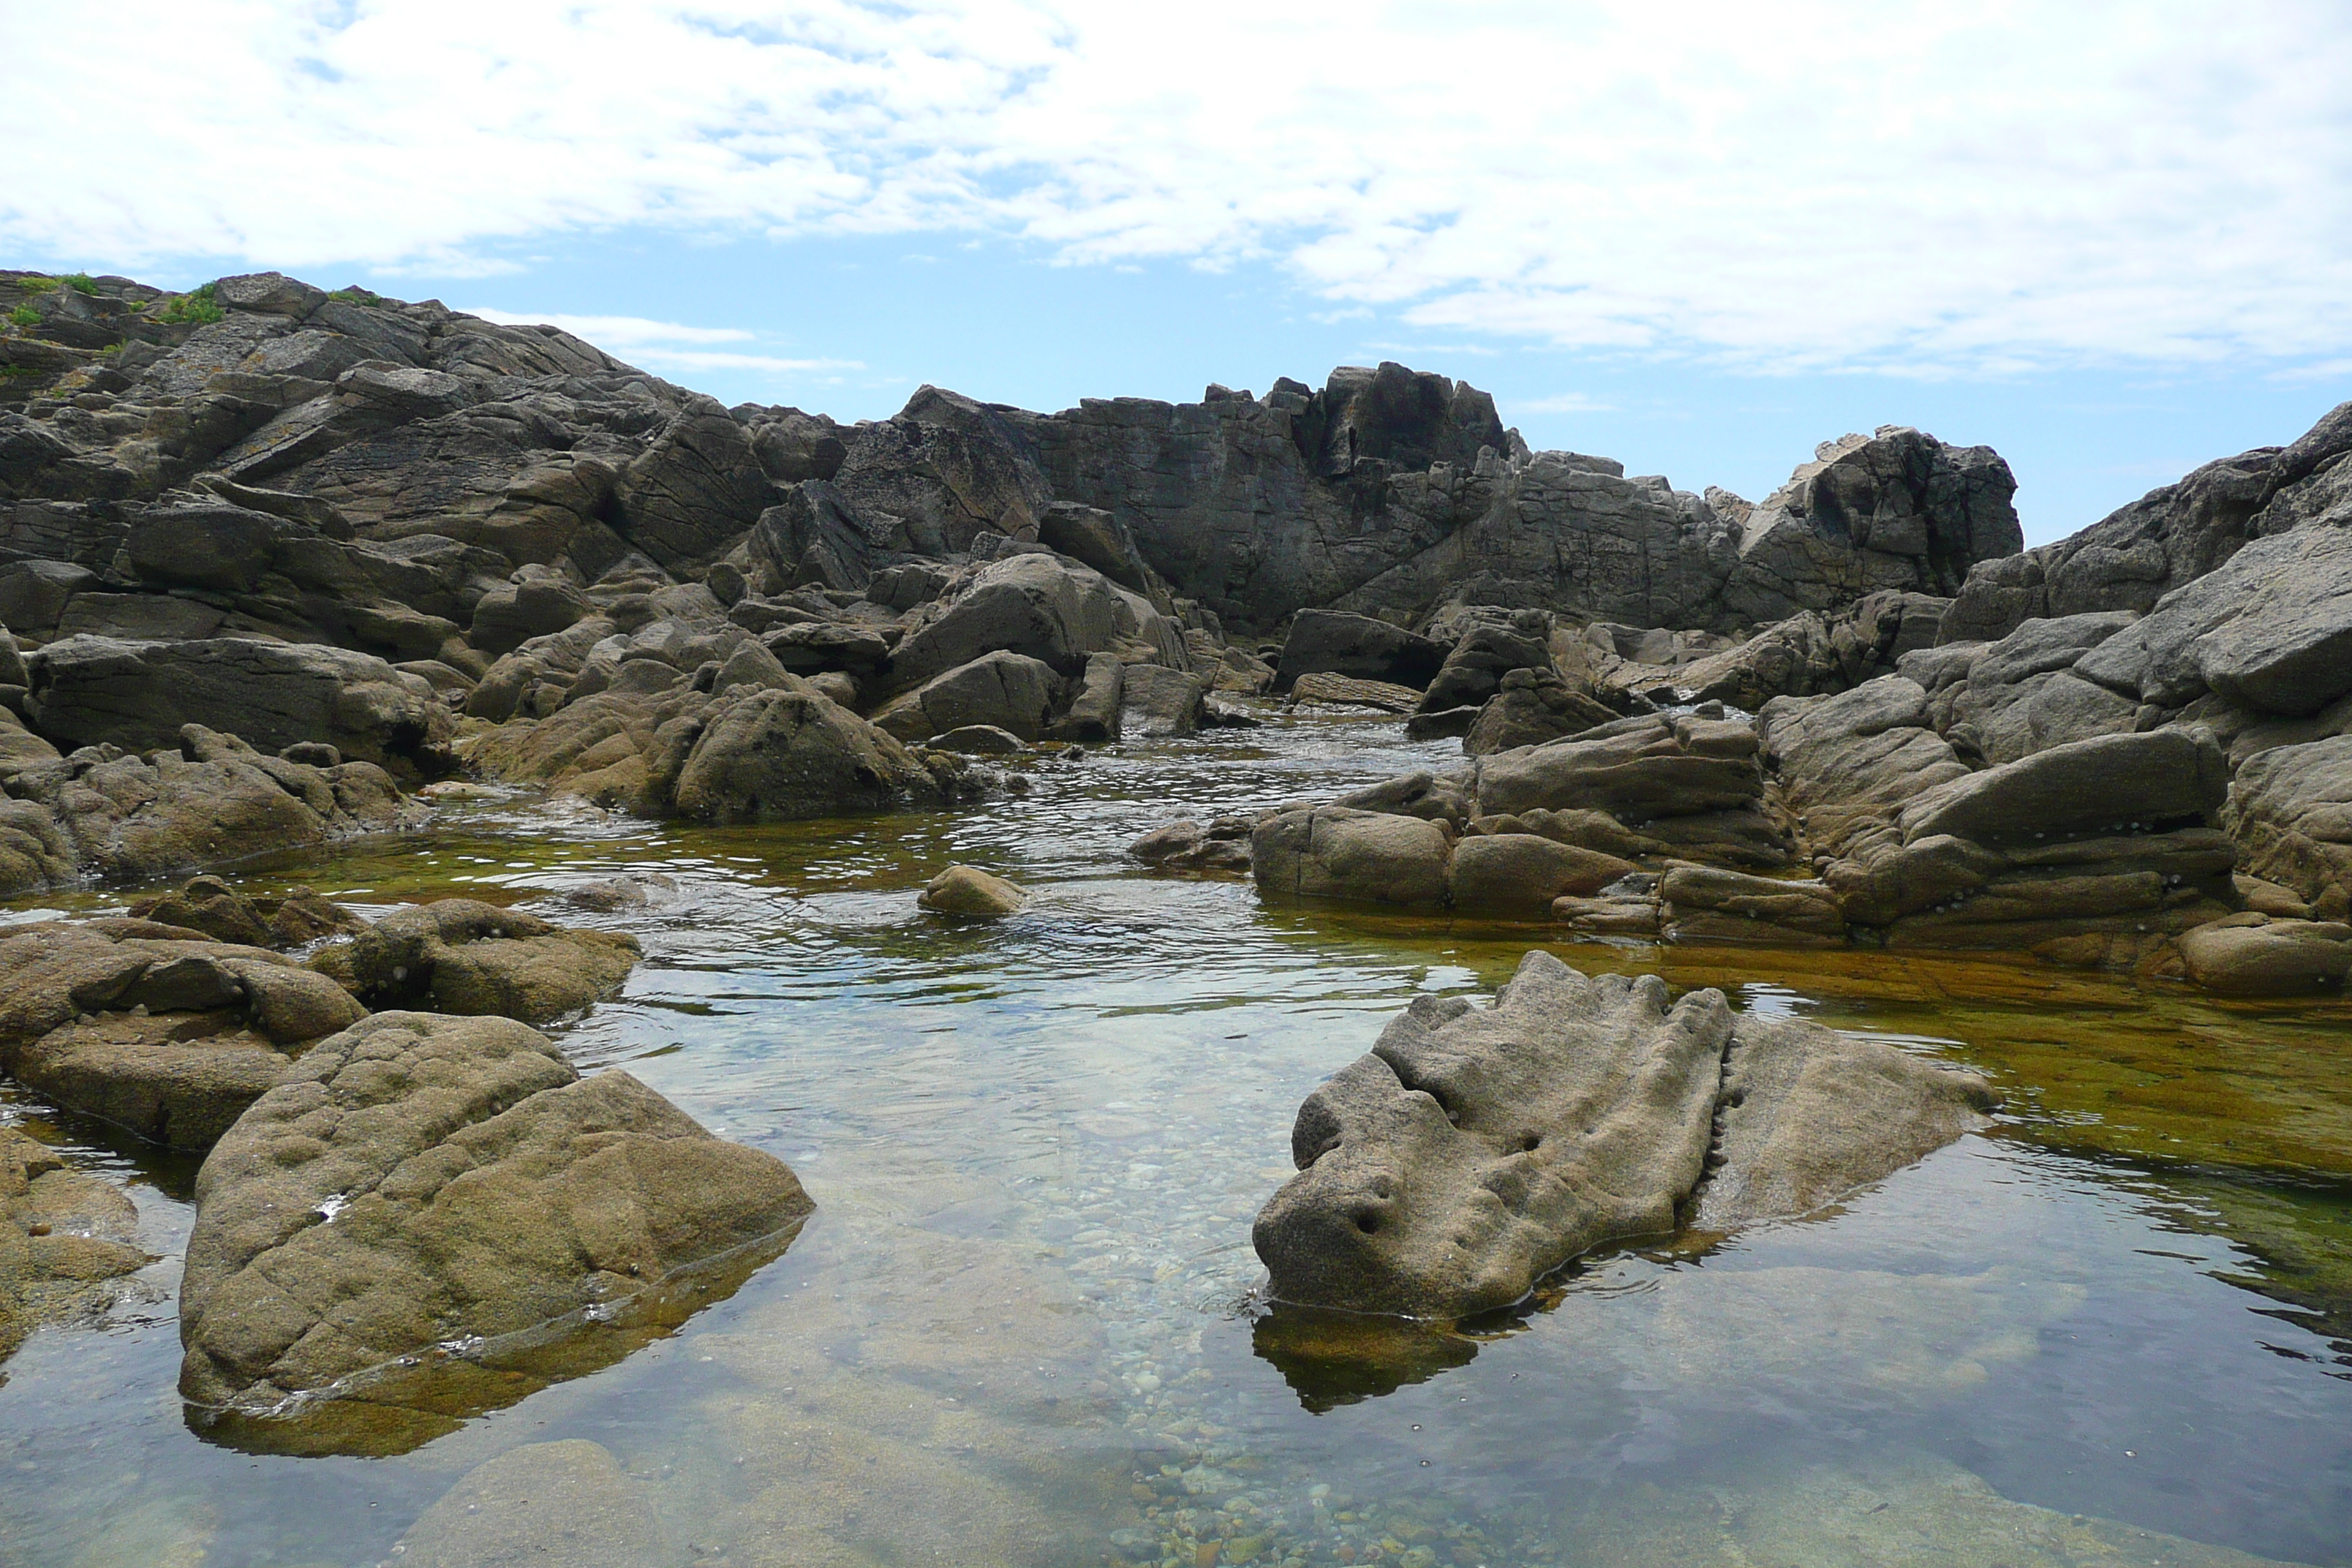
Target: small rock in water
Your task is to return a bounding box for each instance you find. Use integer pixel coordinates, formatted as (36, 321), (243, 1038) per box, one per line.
(917, 864), (1030, 916)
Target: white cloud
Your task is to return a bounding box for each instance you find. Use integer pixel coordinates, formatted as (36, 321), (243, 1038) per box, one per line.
(5, 1), (2349, 374)
(459, 306), (861, 377)
(459, 309), (757, 347)
(1520, 393), (1618, 415)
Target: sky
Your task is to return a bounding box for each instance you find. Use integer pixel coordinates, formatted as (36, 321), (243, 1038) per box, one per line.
(5, 1), (2348, 545)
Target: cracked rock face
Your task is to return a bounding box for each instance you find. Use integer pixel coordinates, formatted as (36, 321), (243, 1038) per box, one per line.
(1254, 951), (1996, 1319)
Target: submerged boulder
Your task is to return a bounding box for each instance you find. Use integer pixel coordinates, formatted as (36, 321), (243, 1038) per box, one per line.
(1, 1128), (152, 1365)
(178, 1012), (812, 1433)
(1254, 952), (1994, 1319)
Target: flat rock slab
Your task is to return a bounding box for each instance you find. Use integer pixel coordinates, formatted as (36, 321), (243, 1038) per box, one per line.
(1255, 951), (1994, 1319)
(178, 1011), (812, 1446)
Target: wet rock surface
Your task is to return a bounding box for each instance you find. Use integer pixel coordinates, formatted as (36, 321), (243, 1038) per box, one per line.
(309, 897), (640, 1022)
(177, 1011), (813, 1442)
(1255, 951), (1995, 1318)
(918, 863), (1030, 916)
(1, 1127), (151, 1365)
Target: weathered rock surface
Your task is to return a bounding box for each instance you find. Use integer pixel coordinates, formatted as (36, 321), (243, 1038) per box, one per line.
(2225, 734), (2352, 919)
(1763, 684), (2239, 960)
(1943, 400), (2352, 644)
(178, 1011), (812, 1428)
(127, 874), (366, 949)
(25, 636), (452, 779)
(310, 899), (638, 1022)
(917, 864), (1028, 916)
(1254, 951), (1993, 1317)
(1692, 1011), (1998, 1231)
(874, 649), (1055, 744)
(0, 921), (367, 1150)
(0, 723), (415, 894)
(1276, 610), (1447, 691)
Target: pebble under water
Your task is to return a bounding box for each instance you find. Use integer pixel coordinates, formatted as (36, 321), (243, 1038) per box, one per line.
(1, 708), (2348, 1567)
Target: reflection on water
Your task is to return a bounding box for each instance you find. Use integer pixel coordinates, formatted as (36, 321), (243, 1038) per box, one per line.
(0, 710), (2347, 1567)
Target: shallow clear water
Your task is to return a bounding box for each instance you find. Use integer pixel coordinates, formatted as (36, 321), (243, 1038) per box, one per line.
(1, 710), (2348, 1567)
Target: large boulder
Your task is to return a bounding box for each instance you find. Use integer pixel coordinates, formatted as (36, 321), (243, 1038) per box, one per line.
(1250, 807), (1452, 906)
(1461, 667), (1616, 756)
(1254, 952), (1992, 1317)
(1893, 728), (2229, 847)
(873, 650), (1055, 744)
(672, 687), (951, 823)
(24, 636), (453, 780)
(311, 900), (639, 1023)
(471, 682), (961, 824)
(2066, 521), (2352, 718)
(0, 921), (367, 1150)
(128, 875), (366, 949)
(1275, 610), (1447, 692)
(1445, 832), (1634, 914)
(2225, 734), (2352, 919)
(886, 552), (1180, 693)
(1720, 427), (2019, 625)
(1120, 664), (1207, 737)
(177, 1012), (813, 1441)
(2176, 914), (2352, 995)
(1416, 611), (1553, 713)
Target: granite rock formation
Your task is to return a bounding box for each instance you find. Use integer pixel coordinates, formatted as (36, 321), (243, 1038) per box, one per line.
(1254, 951), (1995, 1318)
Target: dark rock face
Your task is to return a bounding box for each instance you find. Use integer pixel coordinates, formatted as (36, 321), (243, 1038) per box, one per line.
(26, 636), (452, 777)
(1943, 400), (2352, 644)
(177, 1011), (811, 1444)
(1277, 610), (1449, 691)
(1254, 951), (1993, 1318)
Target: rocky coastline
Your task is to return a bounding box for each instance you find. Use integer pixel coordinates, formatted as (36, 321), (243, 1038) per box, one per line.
(2, 263), (2349, 1471)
